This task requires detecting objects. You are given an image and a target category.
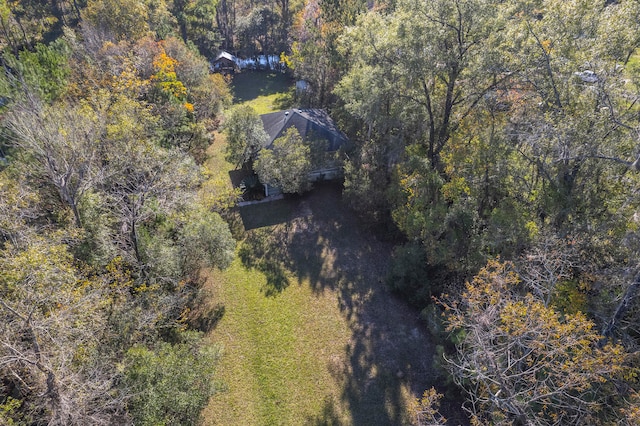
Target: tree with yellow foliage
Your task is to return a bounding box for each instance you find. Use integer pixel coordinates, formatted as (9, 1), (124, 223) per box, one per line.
(443, 260), (632, 425)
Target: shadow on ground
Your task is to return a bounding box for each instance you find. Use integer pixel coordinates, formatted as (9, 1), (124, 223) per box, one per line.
(231, 71), (294, 104)
(238, 183), (464, 424)
(238, 199), (295, 231)
(229, 169), (298, 231)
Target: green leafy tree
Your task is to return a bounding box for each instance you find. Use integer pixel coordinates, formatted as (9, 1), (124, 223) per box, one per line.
(172, 0), (220, 54)
(287, 0), (366, 106)
(334, 0), (508, 278)
(336, 0), (501, 171)
(498, 0), (640, 233)
(123, 335), (219, 426)
(178, 206), (235, 277)
(146, 0), (178, 39)
(214, 0), (235, 50)
(254, 127), (312, 194)
(82, 0), (150, 41)
(3, 39), (71, 101)
(389, 152), (482, 273)
(236, 6), (278, 58)
(103, 140), (200, 278)
(222, 105), (269, 168)
(0, 0), (58, 55)
(342, 138), (394, 225)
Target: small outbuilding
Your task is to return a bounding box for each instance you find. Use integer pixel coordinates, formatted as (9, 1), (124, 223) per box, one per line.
(211, 51), (239, 74)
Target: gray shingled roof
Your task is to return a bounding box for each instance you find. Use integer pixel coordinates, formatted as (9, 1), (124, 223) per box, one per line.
(260, 109), (348, 151)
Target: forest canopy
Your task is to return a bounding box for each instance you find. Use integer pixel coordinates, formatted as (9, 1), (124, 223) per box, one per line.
(1, 0), (640, 424)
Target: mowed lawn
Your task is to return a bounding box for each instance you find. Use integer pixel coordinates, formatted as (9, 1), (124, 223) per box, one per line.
(230, 71), (294, 114)
(201, 251), (352, 425)
(201, 72), (444, 425)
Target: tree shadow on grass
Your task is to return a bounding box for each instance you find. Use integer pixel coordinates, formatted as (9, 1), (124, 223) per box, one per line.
(231, 71), (294, 103)
(238, 228), (291, 296)
(240, 182), (463, 424)
(238, 199), (294, 231)
(186, 280), (227, 333)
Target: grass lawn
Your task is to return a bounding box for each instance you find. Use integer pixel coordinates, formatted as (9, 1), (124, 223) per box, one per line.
(200, 74), (449, 425)
(230, 71), (294, 114)
(201, 257), (352, 425)
(201, 163), (446, 425)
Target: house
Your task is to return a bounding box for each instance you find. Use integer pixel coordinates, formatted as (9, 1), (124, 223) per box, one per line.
(211, 51), (239, 74)
(259, 109), (350, 196)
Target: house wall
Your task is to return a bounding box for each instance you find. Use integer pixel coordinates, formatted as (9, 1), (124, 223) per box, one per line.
(264, 183), (283, 197)
(262, 167), (342, 197)
(308, 167), (342, 182)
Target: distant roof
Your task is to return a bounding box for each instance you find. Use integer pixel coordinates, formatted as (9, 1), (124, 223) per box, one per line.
(214, 51), (237, 62)
(260, 109), (348, 151)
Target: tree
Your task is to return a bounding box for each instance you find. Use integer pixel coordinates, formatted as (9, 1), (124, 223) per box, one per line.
(410, 388), (447, 426)
(222, 105), (269, 168)
(334, 0), (513, 277)
(342, 139), (393, 225)
(109, 37), (230, 162)
(122, 334), (219, 426)
(162, 37), (232, 122)
(178, 206), (235, 279)
(82, 0), (150, 41)
(215, 0), (236, 51)
(336, 0), (502, 171)
(236, 5), (279, 57)
(0, 10), (234, 425)
(0, 168), (40, 248)
(4, 95), (105, 228)
(2, 39), (71, 101)
(499, 0), (640, 233)
(443, 260), (630, 425)
(0, 0), (59, 55)
(254, 127), (312, 194)
(172, 0), (220, 55)
(102, 137), (200, 278)
(388, 151), (483, 273)
(286, 0), (368, 106)
(0, 235), (127, 425)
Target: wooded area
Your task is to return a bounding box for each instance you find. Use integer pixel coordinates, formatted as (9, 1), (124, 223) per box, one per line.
(0, 0), (640, 424)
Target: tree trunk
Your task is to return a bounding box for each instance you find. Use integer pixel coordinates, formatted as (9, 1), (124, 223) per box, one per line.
(601, 271), (640, 343)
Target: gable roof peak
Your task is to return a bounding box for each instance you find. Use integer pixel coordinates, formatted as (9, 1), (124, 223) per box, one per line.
(259, 108), (348, 152)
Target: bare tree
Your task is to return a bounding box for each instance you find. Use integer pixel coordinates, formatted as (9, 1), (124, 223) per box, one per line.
(515, 234), (581, 306)
(4, 95), (105, 228)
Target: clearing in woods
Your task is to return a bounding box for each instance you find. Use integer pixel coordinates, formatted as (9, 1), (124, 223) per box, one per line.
(201, 73), (447, 425)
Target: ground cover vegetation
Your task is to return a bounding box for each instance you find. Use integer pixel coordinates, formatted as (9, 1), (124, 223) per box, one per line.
(0, 3), (235, 424)
(1, 0), (640, 424)
(204, 125), (451, 424)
